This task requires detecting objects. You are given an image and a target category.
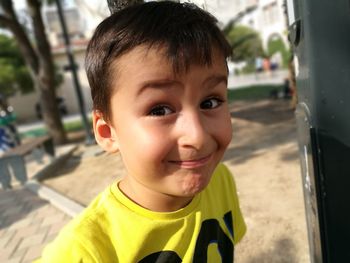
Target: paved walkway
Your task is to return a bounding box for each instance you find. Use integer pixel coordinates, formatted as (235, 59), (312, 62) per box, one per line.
(0, 187), (71, 263)
(0, 144), (78, 263)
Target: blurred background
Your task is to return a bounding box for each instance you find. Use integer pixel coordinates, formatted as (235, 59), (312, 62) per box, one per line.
(0, 1), (309, 263)
(1, 0), (292, 128)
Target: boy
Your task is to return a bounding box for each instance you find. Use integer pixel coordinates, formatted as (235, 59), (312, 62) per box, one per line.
(38, 1), (246, 262)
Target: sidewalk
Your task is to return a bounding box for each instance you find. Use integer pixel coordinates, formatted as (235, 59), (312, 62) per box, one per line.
(228, 69), (288, 89)
(0, 187), (71, 263)
(0, 144), (77, 263)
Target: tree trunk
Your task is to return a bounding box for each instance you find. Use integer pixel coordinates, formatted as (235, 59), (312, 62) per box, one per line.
(0, 0), (67, 144)
(0, 0), (38, 79)
(283, 0), (298, 110)
(288, 56), (297, 109)
(106, 0), (143, 14)
(27, 0), (67, 144)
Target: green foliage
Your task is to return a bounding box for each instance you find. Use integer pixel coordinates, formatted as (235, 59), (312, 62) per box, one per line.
(227, 84), (284, 102)
(46, 0), (56, 5)
(267, 35), (291, 68)
(0, 34), (34, 96)
(226, 25), (264, 62)
(0, 34), (63, 97)
(240, 61), (256, 75)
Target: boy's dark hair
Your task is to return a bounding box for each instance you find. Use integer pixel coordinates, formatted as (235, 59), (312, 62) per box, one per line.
(86, 1), (232, 122)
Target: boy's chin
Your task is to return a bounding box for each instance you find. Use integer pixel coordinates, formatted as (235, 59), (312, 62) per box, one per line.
(177, 177), (211, 197)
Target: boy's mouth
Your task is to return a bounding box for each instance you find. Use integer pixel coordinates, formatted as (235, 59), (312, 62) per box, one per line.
(168, 154), (212, 169)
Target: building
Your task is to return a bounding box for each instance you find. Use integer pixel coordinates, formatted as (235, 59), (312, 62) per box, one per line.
(239, 0), (288, 49)
(188, 0), (288, 48)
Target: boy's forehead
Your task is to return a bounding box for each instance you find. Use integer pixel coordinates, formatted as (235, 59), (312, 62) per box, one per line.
(132, 44), (170, 63)
(112, 45), (174, 77)
(108, 44), (228, 100)
(117, 44), (174, 67)
(112, 43), (227, 77)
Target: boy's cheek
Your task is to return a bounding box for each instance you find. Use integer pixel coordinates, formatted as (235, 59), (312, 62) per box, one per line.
(216, 115), (233, 147)
(221, 127), (233, 151)
(125, 129), (172, 160)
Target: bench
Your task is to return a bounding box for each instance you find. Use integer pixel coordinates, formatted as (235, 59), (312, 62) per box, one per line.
(0, 135), (55, 189)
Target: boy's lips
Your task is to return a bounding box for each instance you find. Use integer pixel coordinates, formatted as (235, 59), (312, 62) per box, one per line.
(168, 154), (212, 168)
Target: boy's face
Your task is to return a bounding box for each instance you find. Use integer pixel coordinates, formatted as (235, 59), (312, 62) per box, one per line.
(94, 45), (232, 211)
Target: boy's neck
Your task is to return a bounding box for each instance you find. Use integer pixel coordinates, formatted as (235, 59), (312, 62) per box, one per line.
(118, 178), (194, 212)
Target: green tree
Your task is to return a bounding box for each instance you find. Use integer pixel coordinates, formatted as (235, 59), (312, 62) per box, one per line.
(0, 34), (34, 96)
(225, 25), (264, 62)
(0, 0), (67, 144)
(267, 34), (290, 68)
(0, 34), (63, 97)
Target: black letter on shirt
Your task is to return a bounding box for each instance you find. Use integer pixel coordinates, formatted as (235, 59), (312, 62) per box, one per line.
(193, 217), (233, 263)
(138, 250), (182, 263)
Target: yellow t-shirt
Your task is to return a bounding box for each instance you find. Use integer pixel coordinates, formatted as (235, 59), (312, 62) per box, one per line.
(37, 163), (246, 262)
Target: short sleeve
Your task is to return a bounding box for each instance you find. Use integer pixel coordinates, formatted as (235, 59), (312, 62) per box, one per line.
(36, 231), (96, 263)
(33, 214), (109, 263)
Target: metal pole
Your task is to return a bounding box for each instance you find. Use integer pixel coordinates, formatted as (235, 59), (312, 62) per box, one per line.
(55, 0), (94, 145)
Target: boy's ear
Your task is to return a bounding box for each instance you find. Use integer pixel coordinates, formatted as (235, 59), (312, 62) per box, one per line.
(92, 111), (119, 153)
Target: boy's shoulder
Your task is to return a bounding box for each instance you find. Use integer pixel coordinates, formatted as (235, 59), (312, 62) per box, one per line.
(39, 186), (118, 262)
(66, 186), (117, 235)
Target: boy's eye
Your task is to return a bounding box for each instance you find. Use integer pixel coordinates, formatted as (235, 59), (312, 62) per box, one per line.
(200, 97), (223, 110)
(148, 105), (174, 116)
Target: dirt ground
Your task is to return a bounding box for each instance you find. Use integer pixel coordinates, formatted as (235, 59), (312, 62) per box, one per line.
(227, 100), (309, 263)
(42, 99), (310, 262)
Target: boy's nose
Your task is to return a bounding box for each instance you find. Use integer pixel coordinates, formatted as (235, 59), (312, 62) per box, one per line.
(177, 111), (209, 150)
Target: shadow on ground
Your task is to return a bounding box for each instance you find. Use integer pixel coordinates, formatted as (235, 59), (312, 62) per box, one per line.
(37, 147), (84, 182)
(0, 188), (47, 229)
(224, 99), (298, 165)
(246, 237), (299, 263)
(41, 130), (95, 180)
(230, 99), (294, 125)
(40, 144), (122, 206)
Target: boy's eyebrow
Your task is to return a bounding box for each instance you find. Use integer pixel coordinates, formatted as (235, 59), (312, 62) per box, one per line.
(137, 79), (181, 96)
(137, 74), (228, 96)
(204, 75), (228, 88)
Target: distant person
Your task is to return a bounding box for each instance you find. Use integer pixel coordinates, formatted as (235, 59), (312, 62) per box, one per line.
(255, 56), (263, 72)
(0, 125), (17, 154)
(0, 95), (20, 152)
(255, 56), (263, 74)
(263, 57), (271, 76)
(0, 98), (22, 190)
(283, 78), (292, 99)
(270, 52), (282, 71)
(37, 2), (246, 262)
